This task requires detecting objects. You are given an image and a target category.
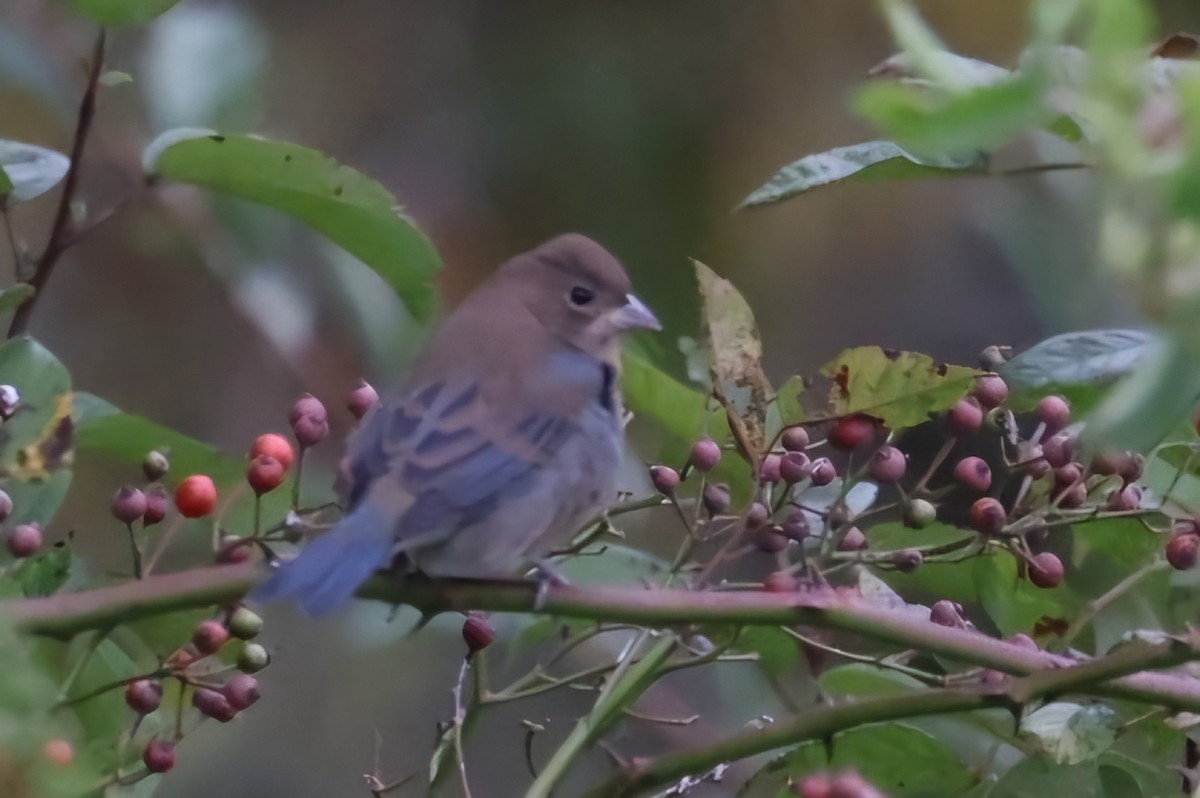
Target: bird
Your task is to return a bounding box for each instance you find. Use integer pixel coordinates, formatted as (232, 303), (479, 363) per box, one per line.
(252, 233), (661, 614)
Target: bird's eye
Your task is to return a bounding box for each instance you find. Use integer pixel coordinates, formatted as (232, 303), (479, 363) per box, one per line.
(569, 286), (595, 306)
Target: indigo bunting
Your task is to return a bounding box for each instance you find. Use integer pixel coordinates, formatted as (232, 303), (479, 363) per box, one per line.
(254, 234), (661, 614)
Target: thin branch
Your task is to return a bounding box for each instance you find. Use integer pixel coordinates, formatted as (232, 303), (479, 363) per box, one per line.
(8, 28), (106, 337)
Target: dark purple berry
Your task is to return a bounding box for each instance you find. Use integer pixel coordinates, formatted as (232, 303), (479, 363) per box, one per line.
(968, 497), (1006, 535)
(892, 548), (922, 573)
(930, 599), (966, 628)
(809, 458), (836, 487)
(755, 526), (788, 553)
(143, 738), (175, 773)
(781, 426), (809, 452)
(125, 679), (163, 715)
(462, 613), (495, 655)
(649, 465), (680, 495)
(781, 511), (810, 541)
(192, 687), (237, 722)
(1167, 532), (1199, 570)
(143, 485), (168, 526)
(702, 483), (731, 516)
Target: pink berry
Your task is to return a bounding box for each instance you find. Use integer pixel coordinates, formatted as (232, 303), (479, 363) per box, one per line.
(125, 679), (163, 715)
(781, 426), (809, 452)
(892, 548), (922, 572)
(1106, 485), (1142, 512)
(972, 374), (1009, 408)
(192, 687), (237, 722)
(289, 393), (329, 448)
(930, 599), (966, 628)
(0, 489), (11, 523)
(7, 523), (41, 558)
(968, 497), (1006, 535)
(1028, 552), (1064, 588)
(779, 451), (811, 483)
(192, 620), (230, 656)
(758, 454), (781, 484)
(347, 379), (380, 421)
(809, 458), (836, 487)
(868, 445), (906, 483)
(142, 738), (175, 773)
(953, 457), (992, 492)
(462, 613), (495, 654)
(649, 465), (680, 495)
(837, 526), (868, 551)
(1036, 395), (1071, 434)
(688, 437), (721, 473)
(222, 673), (261, 711)
(143, 485), (169, 526)
(111, 486), (147, 525)
(1167, 532), (1199, 570)
(946, 398), (984, 435)
(1042, 433), (1073, 469)
(763, 571), (798, 592)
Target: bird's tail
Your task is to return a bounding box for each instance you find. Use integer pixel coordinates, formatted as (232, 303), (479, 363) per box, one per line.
(250, 504), (392, 615)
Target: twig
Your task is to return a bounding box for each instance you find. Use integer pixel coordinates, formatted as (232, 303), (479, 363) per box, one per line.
(8, 29), (106, 337)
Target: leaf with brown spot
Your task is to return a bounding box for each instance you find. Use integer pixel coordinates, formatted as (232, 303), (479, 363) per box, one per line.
(695, 260), (772, 462)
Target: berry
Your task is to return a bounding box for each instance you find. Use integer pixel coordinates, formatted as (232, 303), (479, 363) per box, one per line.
(1053, 463), (1082, 489)
(289, 393), (329, 448)
(125, 679), (163, 714)
(968, 497), (1007, 535)
(143, 485), (168, 526)
(904, 499), (937, 529)
(809, 458), (837, 487)
(192, 619), (230, 656)
(779, 451), (811, 483)
(781, 426), (809, 452)
(1106, 485), (1142, 512)
(1008, 633), (1039, 651)
(43, 738), (74, 766)
(143, 738), (175, 773)
(892, 548), (922, 573)
(868, 445), (906, 483)
(946, 398), (984, 435)
(746, 502), (770, 529)
(953, 457), (992, 492)
(781, 511), (810, 541)
(649, 465), (680, 495)
(228, 606), (264, 640)
(758, 454), (781, 484)
(1167, 532), (1200, 570)
(829, 769), (887, 798)
(763, 571), (798, 592)
(837, 526), (868, 551)
(110, 486), (147, 525)
(7, 523), (41, 558)
(688, 437), (721, 472)
(795, 773), (834, 798)
(0, 384), (20, 420)
(246, 455), (286, 496)
(142, 450), (170, 482)
(1090, 451), (1122, 476)
(1055, 482), (1087, 508)
(175, 475), (217, 518)
(1036, 395), (1071, 434)
(462, 613), (496, 655)
(347, 379), (380, 421)
(701, 483), (731, 516)
(930, 599), (966, 628)
(248, 433), (295, 471)
(829, 414), (875, 451)
(983, 406), (1012, 436)
(1028, 552), (1064, 588)
(755, 526), (788, 553)
(222, 673), (261, 711)
(0, 488), (11, 523)
(216, 534), (253, 564)
(238, 642), (270, 673)
(192, 687), (237, 722)
(972, 374), (1009, 409)
(1041, 434), (1074, 469)
(1118, 452), (1145, 485)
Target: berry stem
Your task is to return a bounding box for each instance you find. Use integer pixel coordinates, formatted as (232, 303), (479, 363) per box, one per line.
(126, 523), (143, 580)
(291, 447), (306, 510)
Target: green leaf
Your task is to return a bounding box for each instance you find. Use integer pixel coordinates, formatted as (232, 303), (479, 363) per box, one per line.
(623, 349), (726, 460)
(0, 140), (69, 207)
(66, 0), (182, 26)
(15, 545), (72, 598)
(818, 663), (925, 697)
(695, 260), (771, 460)
(143, 129), (442, 321)
(1020, 703), (1120, 765)
(866, 521), (974, 553)
(0, 283), (35, 314)
(1001, 329), (1155, 395)
(739, 140), (987, 208)
(975, 553), (1072, 638)
(989, 758), (1102, 798)
(98, 70), (133, 87)
(786, 346), (982, 430)
(739, 723), (977, 798)
(736, 626), (800, 677)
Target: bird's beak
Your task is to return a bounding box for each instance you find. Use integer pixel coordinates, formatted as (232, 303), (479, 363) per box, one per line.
(613, 293), (662, 332)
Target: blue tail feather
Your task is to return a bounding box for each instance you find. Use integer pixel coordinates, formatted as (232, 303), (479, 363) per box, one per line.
(251, 505), (392, 615)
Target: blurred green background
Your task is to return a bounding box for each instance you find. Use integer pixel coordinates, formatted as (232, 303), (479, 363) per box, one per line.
(2, 1), (1200, 795)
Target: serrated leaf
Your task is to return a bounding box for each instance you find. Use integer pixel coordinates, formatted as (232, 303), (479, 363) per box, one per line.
(740, 140), (986, 208)
(1021, 703), (1121, 765)
(0, 140), (69, 207)
(143, 129), (441, 321)
(796, 346), (982, 430)
(66, 0), (182, 26)
(695, 261), (771, 461)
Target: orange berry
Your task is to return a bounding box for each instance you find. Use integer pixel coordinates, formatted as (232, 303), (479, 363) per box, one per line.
(248, 433), (295, 471)
(174, 475), (217, 518)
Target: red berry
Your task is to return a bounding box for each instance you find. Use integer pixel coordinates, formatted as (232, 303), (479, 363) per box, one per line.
(143, 738), (175, 773)
(1036, 395), (1071, 434)
(701, 483), (731, 516)
(111, 486), (147, 525)
(972, 374), (1009, 408)
(290, 393), (329, 448)
(779, 451), (811, 483)
(649, 465), (680, 495)
(246, 455), (286, 496)
(347, 379), (380, 421)
(781, 426), (809, 452)
(809, 457), (837, 486)
(837, 526), (868, 551)
(868, 445), (906, 483)
(953, 457), (992, 492)
(688, 437), (721, 472)
(968, 497), (1006, 534)
(1106, 485), (1142, 512)
(7, 523), (41, 558)
(758, 454), (781, 484)
(192, 687), (237, 722)
(248, 433), (295, 471)
(192, 619), (230, 656)
(222, 673), (261, 711)
(143, 485), (169, 526)
(174, 475), (217, 518)
(755, 526), (788, 553)
(142, 450), (170, 482)
(1167, 532), (1200, 570)
(1041, 433), (1074, 469)
(1028, 552), (1064, 588)
(125, 679), (163, 715)
(763, 571), (798, 592)
(829, 414), (875, 451)
(462, 613), (496, 655)
(946, 397), (984, 435)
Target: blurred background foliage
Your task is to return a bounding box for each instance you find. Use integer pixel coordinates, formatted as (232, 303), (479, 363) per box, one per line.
(3, 0), (1200, 795)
